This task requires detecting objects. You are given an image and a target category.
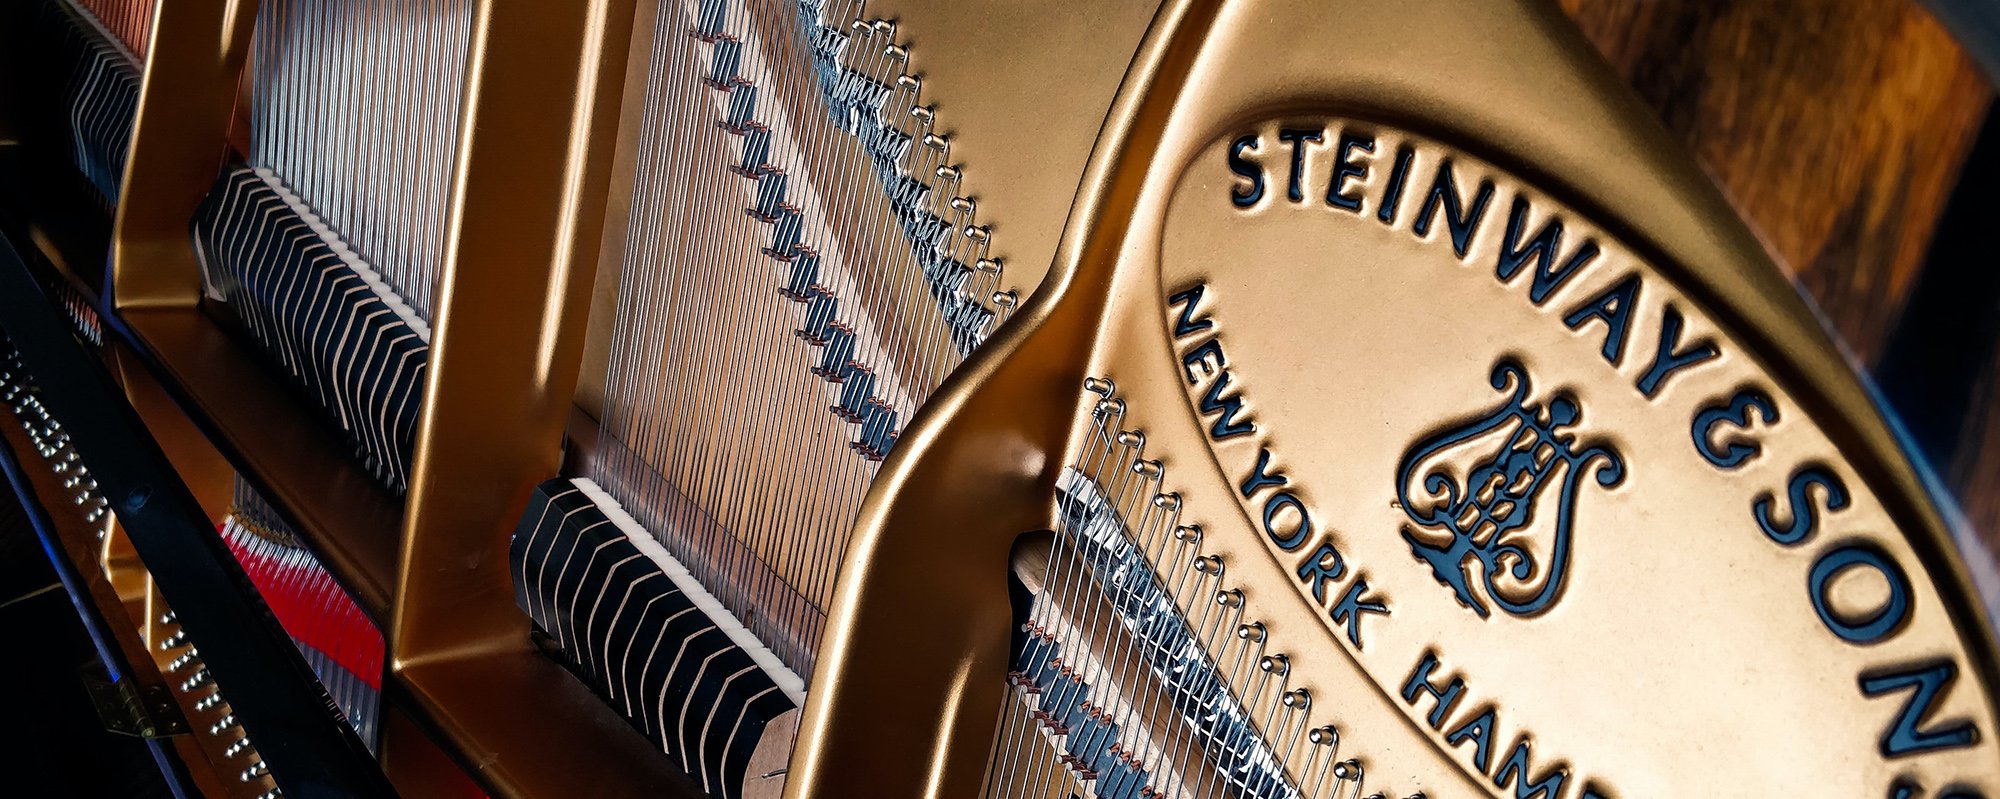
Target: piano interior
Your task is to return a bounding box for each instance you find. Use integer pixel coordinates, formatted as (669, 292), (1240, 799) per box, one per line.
(1, 0), (1998, 797)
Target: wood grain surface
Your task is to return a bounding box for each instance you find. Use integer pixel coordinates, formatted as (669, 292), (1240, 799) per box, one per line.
(1562, 0), (1989, 360)
(1560, 0), (2000, 548)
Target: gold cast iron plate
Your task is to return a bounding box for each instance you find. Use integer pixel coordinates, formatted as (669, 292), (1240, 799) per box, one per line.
(786, 1), (2000, 796)
(1094, 116), (2000, 796)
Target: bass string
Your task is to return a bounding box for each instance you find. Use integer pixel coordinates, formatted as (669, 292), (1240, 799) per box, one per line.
(989, 386), (1366, 799)
(752, 0), (860, 650)
(587, 0), (991, 676)
(595, 0), (834, 674)
(780, 1), (920, 614)
(701, 0), (842, 664)
(603, 0), (736, 644)
(243, 0), (471, 322)
(1008, 402), (1120, 799)
(986, 395), (1116, 798)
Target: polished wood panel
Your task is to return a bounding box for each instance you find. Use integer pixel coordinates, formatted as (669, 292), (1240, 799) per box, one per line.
(1562, 0), (1992, 362)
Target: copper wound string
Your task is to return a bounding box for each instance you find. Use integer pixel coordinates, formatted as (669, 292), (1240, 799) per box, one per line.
(587, 0), (1014, 681)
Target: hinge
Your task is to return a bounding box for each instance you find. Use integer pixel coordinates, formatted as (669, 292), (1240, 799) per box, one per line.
(82, 670), (189, 738)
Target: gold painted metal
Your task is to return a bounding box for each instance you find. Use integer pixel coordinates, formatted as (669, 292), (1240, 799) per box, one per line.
(860, 0), (1167, 300)
(97, 0), (698, 793)
(792, 0), (2000, 796)
(576, 0), (1163, 414)
(574, 0), (662, 420)
(569, 0), (1181, 793)
(100, 521), (147, 603)
(383, 0), (704, 796)
(60, 0), (2000, 793)
(107, 0), (406, 623)
(100, 338), (242, 616)
(377, 704), (502, 799)
(390, 0), (636, 664)
(109, 0), (253, 309)
(787, 0), (1213, 793)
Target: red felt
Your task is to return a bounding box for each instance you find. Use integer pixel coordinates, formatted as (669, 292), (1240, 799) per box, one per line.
(218, 522), (384, 690)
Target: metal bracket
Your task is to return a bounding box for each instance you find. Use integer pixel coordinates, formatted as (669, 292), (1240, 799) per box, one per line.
(82, 668), (188, 738)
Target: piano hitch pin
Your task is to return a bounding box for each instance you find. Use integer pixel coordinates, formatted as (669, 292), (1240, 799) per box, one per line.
(1308, 725), (1339, 746)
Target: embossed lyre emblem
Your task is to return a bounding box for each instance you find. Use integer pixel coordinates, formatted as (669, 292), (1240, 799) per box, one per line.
(1397, 359), (1626, 618)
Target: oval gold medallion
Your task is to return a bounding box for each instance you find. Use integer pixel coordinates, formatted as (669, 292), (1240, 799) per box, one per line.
(1137, 117), (2000, 797)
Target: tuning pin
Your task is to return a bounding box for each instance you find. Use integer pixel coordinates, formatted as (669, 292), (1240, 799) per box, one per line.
(1332, 760), (1365, 799)
(1256, 656), (1296, 735)
(1301, 726), (1341, 798)
(1093, 398), (1127, 430)
(1141, 493), (1185, 557)
(1173, 524), (1202, 549)
(1175, 551), (1220, 608)
(239, 761), (268, 781)
(1272, 689), (1314, 782)
(1177, 553), (1221, 609)
(1115, 430), (1145, 451)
